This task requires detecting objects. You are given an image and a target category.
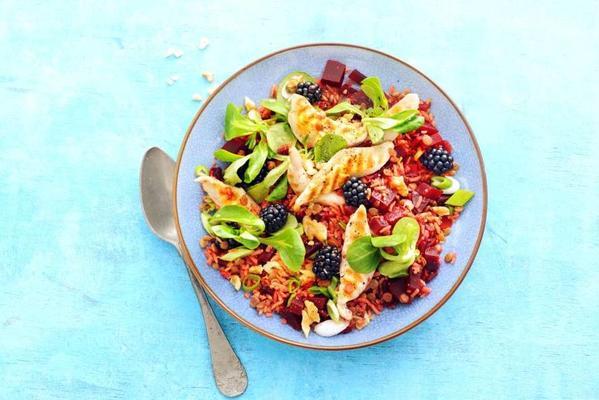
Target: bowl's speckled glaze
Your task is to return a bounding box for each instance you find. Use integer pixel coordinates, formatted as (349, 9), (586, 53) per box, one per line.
(174, 44), (487, 350)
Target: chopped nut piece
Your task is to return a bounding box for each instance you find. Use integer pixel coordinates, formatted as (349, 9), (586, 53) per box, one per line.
(300, 300), (321, 338)
(198, 37), (209, 49)
(249, 265), (263, 274)
(229, 275), (241, 291)
(389, 176), (409, 196)
(299, 267), (315, 284)
(304, 300), (320, 323)
(199, 235), (212, 248)
(262, 260), (281, 274)
(247, 109), (260, 122)
(202, 71), (215, 83)
(302, 216), (328, 242)
(444, 252), (457, 264)
(244, 96), (256, 111)
(355, 313), (371, 329)
(431, 206), (451, 216)
(166, 75), (180, 86)
(192, 93), (203, 102)
(165, 48), (183, 58)
(301, 310), (311, 338)
(413, 148), (424, 160)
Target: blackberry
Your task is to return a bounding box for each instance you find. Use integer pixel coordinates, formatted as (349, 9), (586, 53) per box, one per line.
(237, 163), (269, 189)
(421, 146), (453, 174)
(260, 203), (288, 234)
(342, 177), (369, 207)
(296, 82), (322, 104)
(225, 238), (239, 248)
(313, 246), (341, 280)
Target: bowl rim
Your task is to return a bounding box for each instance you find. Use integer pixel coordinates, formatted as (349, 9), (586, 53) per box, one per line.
(173, 42), (488, 351)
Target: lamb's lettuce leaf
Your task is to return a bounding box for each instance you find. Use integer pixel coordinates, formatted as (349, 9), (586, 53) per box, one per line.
(214, 149), (243, 162)
(325, 102), (365, 118)
(314, 134), (347, 162)
(244, 139), (268, 183)
(224, 103), (268, 140)
(361, 77), (388, 116)
(260, 227), (305, 272)
(266, 123), (296, 154)
(247, 159), (289, 202)
(223, 154), (250, 185)
(260, 99), (289, 118)
(210, 205), (265, 234)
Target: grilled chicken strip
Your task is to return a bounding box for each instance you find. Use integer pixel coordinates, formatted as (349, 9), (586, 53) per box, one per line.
(337, 205), (372, 321)
(287, 146), (345, 206)
(292, 142), (393, 211)
(287, 94), (367, 148)
(195, 175), (260, 215)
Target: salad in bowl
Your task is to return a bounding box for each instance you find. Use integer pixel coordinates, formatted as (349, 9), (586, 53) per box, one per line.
(194, 59), (475, 339)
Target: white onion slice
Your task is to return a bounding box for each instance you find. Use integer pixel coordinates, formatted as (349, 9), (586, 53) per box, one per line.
(442, 176), (460, 195)
(314, 319), (350, 337)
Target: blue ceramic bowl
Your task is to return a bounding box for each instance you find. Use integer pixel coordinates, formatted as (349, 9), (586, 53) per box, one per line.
(174, 44), (487, 350)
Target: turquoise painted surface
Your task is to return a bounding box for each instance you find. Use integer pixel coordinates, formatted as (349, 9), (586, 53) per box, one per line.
(0, 0), (597, 398)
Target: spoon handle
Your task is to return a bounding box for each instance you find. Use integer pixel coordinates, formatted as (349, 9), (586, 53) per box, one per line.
(182, 258), (248, 397)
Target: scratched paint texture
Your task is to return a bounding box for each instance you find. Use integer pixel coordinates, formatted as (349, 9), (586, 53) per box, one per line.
(0, 1), (597, 399)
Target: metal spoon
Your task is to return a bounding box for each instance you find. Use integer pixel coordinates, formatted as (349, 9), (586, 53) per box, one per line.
(140, 146), (248, 397)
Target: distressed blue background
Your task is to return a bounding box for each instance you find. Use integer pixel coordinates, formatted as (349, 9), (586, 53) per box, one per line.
(1, 1), (597, 399)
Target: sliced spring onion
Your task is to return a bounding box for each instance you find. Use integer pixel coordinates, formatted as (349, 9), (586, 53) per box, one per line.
(220, 248), (254, 261)
(326, 300), (340, 322)
(327, 276), (339, 302)
(445, 189), (474, 207)
(287, 277), (301, 293)
(241, 273), (261, 292)
(431, 176), (452, 190)
(308, 286), (329, 297)
(441, 176), (460, 195)
(195, 165), (209, 176)
(286, 292), (297, 307)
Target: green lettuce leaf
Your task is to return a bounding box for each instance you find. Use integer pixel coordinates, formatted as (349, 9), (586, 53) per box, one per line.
(260, 227), (305, 272)
(214, 149), (243, 162)
(244, 139), (268, 183)
(314, 134), (348, 162)
(346, 236), (381, 274)
(247, 159), (289, 202)
(224, 103), (268, 140)
(266, 176), (288, 201)
(223, 154), (250, 185)
(260, 99), (289, 117)
(324, 102), (365, 117)
(220, 248), (254, 261)
(210, 205), (265, 234)
(360, 77), (388, 116)
(265, 123), (296, 154)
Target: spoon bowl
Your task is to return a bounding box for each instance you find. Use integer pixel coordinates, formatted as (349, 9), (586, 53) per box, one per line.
(140, 147), (178, 247)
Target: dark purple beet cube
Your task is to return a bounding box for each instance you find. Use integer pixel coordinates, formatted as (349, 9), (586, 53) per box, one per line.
(321, 60), (346, 87)
(280, 311), (302, 331)
(348, 90), (371, 106)
(348, 69), (367, 84)
(340, 84), (357, 96)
